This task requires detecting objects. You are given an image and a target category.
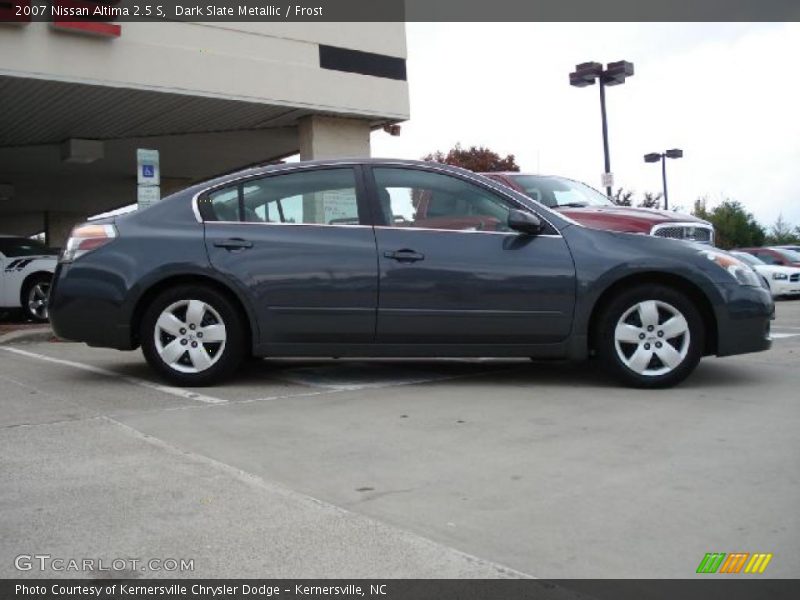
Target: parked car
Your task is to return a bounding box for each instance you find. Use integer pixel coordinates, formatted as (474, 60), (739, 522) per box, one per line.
(729, 251), (800, 298)
(0, 236), (56, 322)
(482, 172), (715, 244)
(49, 159), (772, 388)
(734, 247), (800, 268)
(774, 245), (800, 253)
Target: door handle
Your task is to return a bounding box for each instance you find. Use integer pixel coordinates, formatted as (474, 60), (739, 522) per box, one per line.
(213, 238), (253, 250)
(384, 249), (425, 262)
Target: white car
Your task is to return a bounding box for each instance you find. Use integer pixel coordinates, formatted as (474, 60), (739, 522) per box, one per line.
(730, 250), (800, 298)
(0, 236), (57, 322)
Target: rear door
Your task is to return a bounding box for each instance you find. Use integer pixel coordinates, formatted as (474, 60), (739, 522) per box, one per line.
(200, 166), (378, 345)
(365, 166), (576, 345)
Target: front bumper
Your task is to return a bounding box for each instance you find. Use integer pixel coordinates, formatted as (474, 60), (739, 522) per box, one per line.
(714, 283), (773, 357)
(770, 279), (800, 297)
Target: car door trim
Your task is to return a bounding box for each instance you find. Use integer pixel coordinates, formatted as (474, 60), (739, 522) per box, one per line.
(373, 225), (562, 238)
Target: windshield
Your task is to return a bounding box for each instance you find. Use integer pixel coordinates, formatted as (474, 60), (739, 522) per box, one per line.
(731, 252), (765, 266)
(0, 237), (52, 257)
(508, 175), (614, 208)
(775, 248), (800, 262)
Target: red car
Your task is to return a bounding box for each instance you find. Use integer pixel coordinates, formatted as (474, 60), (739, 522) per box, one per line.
(483, 173), (715, 245)
(734, 247), (800, 267)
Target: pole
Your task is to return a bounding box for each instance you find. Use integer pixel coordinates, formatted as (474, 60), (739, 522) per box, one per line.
(661, 154), (669, 211)
(598, 79), (612, 197)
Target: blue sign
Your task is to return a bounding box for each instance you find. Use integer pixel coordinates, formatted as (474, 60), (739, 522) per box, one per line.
(142, 165), (155, 178)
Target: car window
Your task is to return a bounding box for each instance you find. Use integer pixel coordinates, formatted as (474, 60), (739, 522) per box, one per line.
(508, 175), (614, 208)
(207, 187), (240, 222)
(755, 251), (780, 265)
(731, 252), (764, 266)
(0, 237), (52, 257)
(243, 169), (360, 225)
(205, 169), (361, 226)
(774, 248), (800, 262)
(373, 168), (512, 232)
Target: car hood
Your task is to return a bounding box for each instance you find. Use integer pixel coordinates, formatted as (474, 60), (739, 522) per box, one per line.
(556, 205), (708, 232)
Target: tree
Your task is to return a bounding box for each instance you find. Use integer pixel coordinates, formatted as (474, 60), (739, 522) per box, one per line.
(611, 188), (663, 209)
(765, 214), (799, 245)
(692, 198), (765, 249)
(612, 188), (633, 206)
(639, 192), (663, 210)
(422, 143), (519, 172)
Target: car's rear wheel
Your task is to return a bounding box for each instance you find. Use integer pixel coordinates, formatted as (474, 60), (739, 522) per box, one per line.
(141, 285), (245, 386)
(596, 285), (704, 388)
(21, 274), (51, 322)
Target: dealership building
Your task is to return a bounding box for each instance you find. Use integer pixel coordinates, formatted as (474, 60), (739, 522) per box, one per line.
(0, 20), (409, 245)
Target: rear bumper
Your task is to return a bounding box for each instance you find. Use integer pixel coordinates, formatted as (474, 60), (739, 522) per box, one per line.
(49, 263), (134, 350)
(715, 283), (773, 357)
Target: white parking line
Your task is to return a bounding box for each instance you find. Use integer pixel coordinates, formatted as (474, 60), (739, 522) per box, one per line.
(0, 347), (227, 405)
(771, 332), (800, 339)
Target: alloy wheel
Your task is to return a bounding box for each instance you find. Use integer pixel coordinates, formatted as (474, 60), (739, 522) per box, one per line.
(613, 300), (691, 377)
(154, 299), (227, 374)
(27, 281), (50, 321)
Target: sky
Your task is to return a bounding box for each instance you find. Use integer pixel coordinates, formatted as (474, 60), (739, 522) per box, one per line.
(371, 23), (800, 229)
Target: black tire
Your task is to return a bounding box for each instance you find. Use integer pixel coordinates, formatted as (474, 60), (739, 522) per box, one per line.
(140, 285), (246, 386)
(596, 284), (705, 388)
(21, 274), (52, 322)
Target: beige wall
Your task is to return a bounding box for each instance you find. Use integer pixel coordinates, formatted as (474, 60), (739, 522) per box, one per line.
(0, 22), (408, 237)
(0, 22), (409, 121)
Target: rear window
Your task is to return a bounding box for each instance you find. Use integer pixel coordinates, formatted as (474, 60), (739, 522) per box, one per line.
(0, 238), (52, 257)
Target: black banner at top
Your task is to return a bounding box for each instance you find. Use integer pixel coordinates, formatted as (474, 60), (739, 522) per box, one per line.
(1, 0), (799, 23)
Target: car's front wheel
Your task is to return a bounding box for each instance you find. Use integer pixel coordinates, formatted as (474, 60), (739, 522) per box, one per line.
(596, 285), (704, 388)
(141, 285), (246, 386)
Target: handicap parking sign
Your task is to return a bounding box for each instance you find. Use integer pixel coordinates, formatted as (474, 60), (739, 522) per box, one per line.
(137, 149), (160, 186)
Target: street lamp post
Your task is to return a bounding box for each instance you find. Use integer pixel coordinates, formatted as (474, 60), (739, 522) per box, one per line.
(569, 60), (634, 198)
(644, 149), (683, 210)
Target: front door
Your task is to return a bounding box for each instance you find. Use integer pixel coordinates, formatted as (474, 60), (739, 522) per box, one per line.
(366, 166), (576, 345)
(201, 166), (378, 345)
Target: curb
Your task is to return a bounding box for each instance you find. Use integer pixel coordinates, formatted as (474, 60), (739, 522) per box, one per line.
(0, 327), (55, 346)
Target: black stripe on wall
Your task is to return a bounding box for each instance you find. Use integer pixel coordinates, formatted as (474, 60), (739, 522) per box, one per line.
(319, 45), (407, 81)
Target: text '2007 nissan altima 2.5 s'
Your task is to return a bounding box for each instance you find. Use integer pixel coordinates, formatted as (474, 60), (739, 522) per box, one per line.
(49, 160), (773, 388)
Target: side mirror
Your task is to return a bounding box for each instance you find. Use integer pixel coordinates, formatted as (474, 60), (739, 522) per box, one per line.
(507, 209), (542, 235)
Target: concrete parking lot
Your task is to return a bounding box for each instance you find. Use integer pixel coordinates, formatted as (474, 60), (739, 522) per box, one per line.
(1, 301), (799, 579)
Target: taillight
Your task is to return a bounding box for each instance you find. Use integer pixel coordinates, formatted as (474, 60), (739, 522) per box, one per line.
(60, 224), (117, 263)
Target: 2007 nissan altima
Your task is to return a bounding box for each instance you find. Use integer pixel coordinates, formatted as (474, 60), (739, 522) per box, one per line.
(48, 160), (773, 388)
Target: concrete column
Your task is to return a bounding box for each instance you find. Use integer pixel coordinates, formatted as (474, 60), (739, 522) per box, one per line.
(298, 115), (371, 161)
(297, 116), (371, 223)
(45, 212), (85, 249)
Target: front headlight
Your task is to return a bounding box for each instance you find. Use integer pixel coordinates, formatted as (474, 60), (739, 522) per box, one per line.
(772, 272), (789, 281)
(702, 250), (762, 287)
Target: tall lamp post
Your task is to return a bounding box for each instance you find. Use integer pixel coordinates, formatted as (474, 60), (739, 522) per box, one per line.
(644, 148), (683, 211)
(569, 60), (634, 197)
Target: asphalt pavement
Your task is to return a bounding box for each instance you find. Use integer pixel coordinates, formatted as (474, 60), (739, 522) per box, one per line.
(1, 300), (798, 579)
